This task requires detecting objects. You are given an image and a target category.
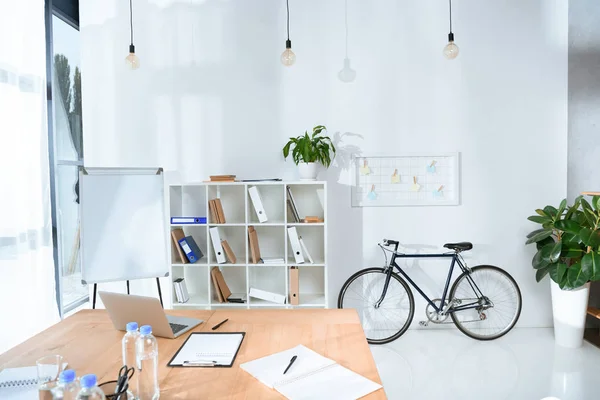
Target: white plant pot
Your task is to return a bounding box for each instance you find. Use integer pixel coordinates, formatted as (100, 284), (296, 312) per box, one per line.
(298, 162), (318, 181)
(550, 280), (590, 348)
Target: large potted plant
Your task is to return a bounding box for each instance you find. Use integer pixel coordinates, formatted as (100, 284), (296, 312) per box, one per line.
(282, 125), (336, 181)
(526, 195), (600, 347)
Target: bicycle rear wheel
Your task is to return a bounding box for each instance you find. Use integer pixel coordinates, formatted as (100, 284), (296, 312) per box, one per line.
(450, 265), (522, 340)
(338, 268), (415, 344)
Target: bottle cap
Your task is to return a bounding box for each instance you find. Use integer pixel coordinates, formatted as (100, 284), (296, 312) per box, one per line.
(140, 325), (152, 335)
(80, 374), (97, 388)
(126, 322), (138, 332)
(59, 369), (76, 384)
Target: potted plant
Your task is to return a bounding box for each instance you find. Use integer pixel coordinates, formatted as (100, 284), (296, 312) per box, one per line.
(282, 125), (336, 181)
(526, 195), (600, 348)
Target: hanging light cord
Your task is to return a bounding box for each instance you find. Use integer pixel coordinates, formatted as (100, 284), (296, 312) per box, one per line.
(130, 0), (134, 46)
(286, 0), (290, 41)
(449, 0), (453, 33)
(344, 0), (349, 57)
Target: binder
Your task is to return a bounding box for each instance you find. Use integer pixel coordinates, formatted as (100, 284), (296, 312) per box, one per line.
(209, 200), (219, 223)
(298, 236), (314, 264)
(178, 236), (204, 263)
(210, 227), (227, 264)
(211, 267), (225, 303)
(248, 287), (286, 304)
(248, 226), (262, 264)
(248, 186), (268, 223)
(287, 199), (300, 223)
(287, 227), (305, 264)
(170, 228), (189, 264)
(221, 240), (237, 264)
(286, 186), (301, 222)
(289, 266), (299, 305)
(170, 217), (207, 224)
(173, 278), (189, 303)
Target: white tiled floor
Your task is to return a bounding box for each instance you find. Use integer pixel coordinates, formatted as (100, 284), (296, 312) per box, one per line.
(371, 328), (600, 400)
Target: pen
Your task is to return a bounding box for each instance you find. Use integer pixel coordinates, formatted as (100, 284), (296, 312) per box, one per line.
(283, 355), (297, 374)
(212, 318), (229, 330)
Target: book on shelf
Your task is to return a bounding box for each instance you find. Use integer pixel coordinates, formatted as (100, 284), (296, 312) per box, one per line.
(298, 236), (314, 264)
(248, 287), (286, 304)
(210, 175), (236, 182)
(289, 266), (299, 305)
(248, 186), (268, 223)
(248, 226), (262, 264)
(304, 216), (324, 223)
(261, 257), (285, 264)
(209, 199), (226, 223)
(178, 235), (204, 263)
(211, 267), (246, 303)
(286, 186), (301, 222)
(173, 278), (190, 303)
(170, 228), (189, 264)
(221, 240), (237, 264)
(170, 216), (207, 224)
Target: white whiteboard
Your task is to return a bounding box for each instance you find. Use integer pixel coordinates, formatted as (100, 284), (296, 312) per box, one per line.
(80, 168), (169, 284)
(352, 153), (460, 207)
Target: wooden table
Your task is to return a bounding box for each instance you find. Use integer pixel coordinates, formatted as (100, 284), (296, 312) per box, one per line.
(0, 309), (385, 399)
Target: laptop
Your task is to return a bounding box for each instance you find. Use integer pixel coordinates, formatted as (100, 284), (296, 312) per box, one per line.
(99, 291), (203, 339)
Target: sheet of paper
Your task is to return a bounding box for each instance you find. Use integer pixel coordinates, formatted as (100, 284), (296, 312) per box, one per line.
(169, 333), (244, 366)
(275, 363), (383, 400)
(240, 345), (336, 389)
(0, 366), (40, 400)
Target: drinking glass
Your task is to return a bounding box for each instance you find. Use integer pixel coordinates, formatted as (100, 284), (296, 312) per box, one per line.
(36, 355), (65, 400)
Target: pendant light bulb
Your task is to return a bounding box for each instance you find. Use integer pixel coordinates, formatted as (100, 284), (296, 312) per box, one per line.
(443, 34), (459, 60)
(338, 58), (356, 83)
(281, 40), (296, 66)
(125, 45), (140, 69)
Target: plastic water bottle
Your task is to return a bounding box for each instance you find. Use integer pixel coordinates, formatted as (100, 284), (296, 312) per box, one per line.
(122, 321), (139, 398)
(75, 374), (105, 400)
(52, 369), (80, 400)
(136, 325), (159, 400)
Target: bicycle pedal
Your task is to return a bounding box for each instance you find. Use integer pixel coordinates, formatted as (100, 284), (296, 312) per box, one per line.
(419, 321), (429, 327)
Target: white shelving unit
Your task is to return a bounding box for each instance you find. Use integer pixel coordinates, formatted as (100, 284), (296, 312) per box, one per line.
(167, 181), (327, 309)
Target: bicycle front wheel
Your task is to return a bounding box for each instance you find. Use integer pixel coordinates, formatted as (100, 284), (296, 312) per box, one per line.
(338, 268), (415, 344)
(450, 265), (522, 340)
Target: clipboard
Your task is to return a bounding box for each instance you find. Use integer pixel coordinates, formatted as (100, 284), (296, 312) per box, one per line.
(167, 332), (246, 368)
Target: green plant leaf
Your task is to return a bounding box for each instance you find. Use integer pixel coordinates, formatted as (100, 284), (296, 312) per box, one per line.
(581, 252), (600, 281)
(527, 215), (551, 224)
(549, 240), (562, 263)
(549, 263), (567, 284)
(554, 219), (581, 235)
(536, 264), (553, 282)
(282, 142), (292, 159)
(561, 243), (586, 258)
(593, 196), (600, 212)
(525, 230), (553, 245)
(532, 248), (551, 269)
(536, 236), (555, 250)
(558, 199), (567, 216)
(565, 262), (589, 289)
(535, 209), (547, 217)
(581, 198), (593, 213)
(579, 228), (600, 248)
(543, 206), (558, 218)
(527, 229), (546, 239)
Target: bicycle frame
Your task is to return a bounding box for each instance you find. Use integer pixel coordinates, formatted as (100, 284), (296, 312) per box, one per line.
(376, 244), (487, 314)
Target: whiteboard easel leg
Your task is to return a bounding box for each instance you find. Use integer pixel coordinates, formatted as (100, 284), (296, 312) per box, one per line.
(127, 280), (130, 295)
(157, 278), (163, 308)
(92, 284), (97, 309)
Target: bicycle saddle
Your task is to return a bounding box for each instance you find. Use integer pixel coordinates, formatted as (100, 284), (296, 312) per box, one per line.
(443, 242), (473, 251)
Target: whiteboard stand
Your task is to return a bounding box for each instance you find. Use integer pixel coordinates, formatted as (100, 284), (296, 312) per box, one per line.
(80, 167), (169, 308)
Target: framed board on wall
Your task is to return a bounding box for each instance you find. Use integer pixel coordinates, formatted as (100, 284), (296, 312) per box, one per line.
(351, 153), (460, 207)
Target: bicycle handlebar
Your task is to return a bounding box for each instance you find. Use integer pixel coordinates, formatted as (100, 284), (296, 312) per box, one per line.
(382, 239), (399, 246)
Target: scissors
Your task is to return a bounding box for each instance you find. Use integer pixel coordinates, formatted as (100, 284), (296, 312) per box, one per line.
(116, 365), (135, 399)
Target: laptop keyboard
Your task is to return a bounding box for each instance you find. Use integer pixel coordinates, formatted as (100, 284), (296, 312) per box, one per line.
(170, 323), (187, 334)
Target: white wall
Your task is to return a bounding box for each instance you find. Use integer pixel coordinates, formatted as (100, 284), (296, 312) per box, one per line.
(80, 0), (568, 327)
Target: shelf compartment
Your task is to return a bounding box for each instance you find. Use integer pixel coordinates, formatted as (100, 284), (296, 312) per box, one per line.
(247, 184), (285, 224)
(171, 265), (209, 305)
(286, 184), (325, 222)
(208, 185), (246, 224)
(286, 226), (324, 265)
(248, 265), (286, 306)
(248, 225), (286, 263)
(297, 293), (326, 307)
(209, 266), (247, 304)
(290, 265), (325, 307)
(208, 226), (246, 265)
(170, 226), (208, 265)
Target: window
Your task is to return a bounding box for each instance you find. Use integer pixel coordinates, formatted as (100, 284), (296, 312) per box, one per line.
(50, 13), (87, 313)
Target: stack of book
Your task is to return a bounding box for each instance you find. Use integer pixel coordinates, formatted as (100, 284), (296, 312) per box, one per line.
(209, 199), (226, 223)
(171, 228), (204, 264)
(210, 175), (236, 182)
(173, 278), (190, 303)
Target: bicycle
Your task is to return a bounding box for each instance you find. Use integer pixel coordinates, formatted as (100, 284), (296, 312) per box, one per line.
(338, 239), (522, 344)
